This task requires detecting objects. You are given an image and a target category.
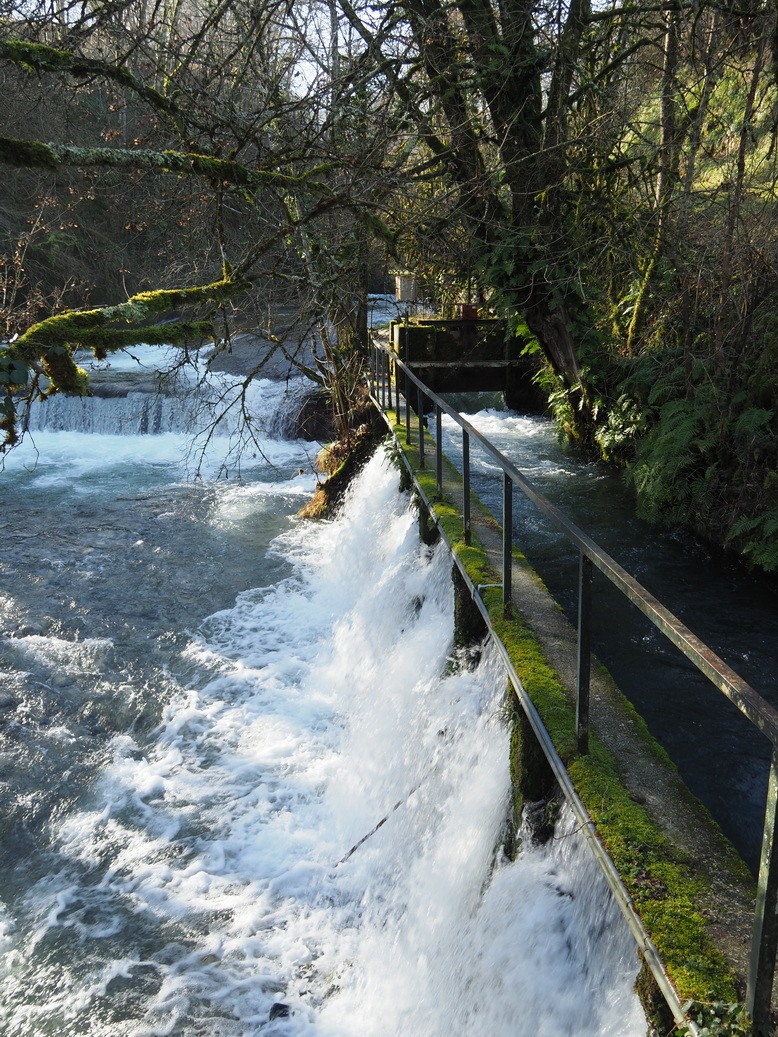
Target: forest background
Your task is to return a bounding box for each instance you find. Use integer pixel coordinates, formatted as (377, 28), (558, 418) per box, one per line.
(0, 0), (776, 572)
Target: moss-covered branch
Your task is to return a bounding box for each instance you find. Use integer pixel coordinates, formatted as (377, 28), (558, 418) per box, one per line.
(0, 277), (249, 450)
(12, 276), (247, 357)
(0, 135), (333, 194)
(0, 40), (186, 131)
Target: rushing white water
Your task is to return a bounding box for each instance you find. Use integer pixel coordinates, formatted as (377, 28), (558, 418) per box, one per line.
(22, 343), (316, 452)
(0, 363), (646, 1035)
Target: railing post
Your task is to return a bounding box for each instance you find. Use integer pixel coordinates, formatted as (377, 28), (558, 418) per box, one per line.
(405, 371), (411, 444)
(463, 429), (471, 545)
(435, 405), (443, 497)
(503, 472), (512, 609)
(748, 746), (778, 1028)
(369, 345), (375, 397)
(576, 551), (592, 755)
(394, 357), (401, 421)
(417, 385), (425, 469)
(382, 350), (388, 410)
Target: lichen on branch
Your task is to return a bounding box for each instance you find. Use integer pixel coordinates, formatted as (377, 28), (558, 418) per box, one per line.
(0, 277), (248, 451)
(0, 39), (185, 131)
(12, 277), (247, 357)
(0, 135), (333, 194)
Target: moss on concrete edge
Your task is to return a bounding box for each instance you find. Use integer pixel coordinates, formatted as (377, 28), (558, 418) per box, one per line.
(385, 409), (752, 1028)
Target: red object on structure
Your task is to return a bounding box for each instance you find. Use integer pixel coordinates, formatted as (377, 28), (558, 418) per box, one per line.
(461, 304), (479, 320)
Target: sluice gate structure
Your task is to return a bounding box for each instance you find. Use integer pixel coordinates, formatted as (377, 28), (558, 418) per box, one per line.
(368, 335), (778, 1035)
(388, 316), (545, 411)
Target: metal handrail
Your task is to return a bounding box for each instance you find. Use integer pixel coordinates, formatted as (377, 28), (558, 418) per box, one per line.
(369, 337), (778, 1029)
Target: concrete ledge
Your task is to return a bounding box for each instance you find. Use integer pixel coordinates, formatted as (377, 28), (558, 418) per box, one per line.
(379, 407), (759, 1035)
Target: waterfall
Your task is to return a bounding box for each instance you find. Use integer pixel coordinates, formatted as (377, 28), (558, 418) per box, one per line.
(0, 371), (647, 1034)
(23, 345), (318, 442)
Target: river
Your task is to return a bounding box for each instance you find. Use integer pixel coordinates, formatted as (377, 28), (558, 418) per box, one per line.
(0, 349), (645, 1035)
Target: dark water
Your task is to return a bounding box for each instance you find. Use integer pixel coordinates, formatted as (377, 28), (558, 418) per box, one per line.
(439, 400), (778, 873)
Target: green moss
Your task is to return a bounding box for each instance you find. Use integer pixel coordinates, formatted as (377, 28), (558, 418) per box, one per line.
(13, 281), (240, 362)
(508, 688), (555, 832)
(0, 135), (61, 170)
(83, 321), (214, 354)
(0, 130), (332, 196)
(298, 417), (385, 519)
(387, 410), (745, 1013)
(0, 274), (243, 447)
(40, 345), (90, 396)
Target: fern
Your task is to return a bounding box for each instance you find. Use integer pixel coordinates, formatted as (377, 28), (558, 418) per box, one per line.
(731, 407), (773, 438)
(728, 509), (778, 572)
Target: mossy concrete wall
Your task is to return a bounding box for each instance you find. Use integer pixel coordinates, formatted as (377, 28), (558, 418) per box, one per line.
(378, 407), (760, 1036)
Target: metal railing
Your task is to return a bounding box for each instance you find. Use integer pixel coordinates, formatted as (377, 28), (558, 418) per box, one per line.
(369, 338), (778, 1030)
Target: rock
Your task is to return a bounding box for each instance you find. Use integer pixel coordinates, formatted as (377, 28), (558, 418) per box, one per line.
(269, 1002), (291, 1021)
(287, 388), (335, 441)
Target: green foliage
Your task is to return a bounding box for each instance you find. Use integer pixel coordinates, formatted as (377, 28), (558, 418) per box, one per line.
(729, 504), (778, 571)
(618, 328), (778, 571)
(674, 1000), (751, 1036)
(0, 350), (30, 391)
(593, 393), (645, 461)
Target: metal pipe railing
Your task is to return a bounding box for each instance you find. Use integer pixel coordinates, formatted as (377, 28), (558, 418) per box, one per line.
(368, 337), (778, 1030)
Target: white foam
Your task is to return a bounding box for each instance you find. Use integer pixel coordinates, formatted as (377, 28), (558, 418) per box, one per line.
(9, 634), (114, 675)
(0, 448), (645, 1035)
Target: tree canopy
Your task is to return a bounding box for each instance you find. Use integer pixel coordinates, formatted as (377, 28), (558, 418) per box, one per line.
(1, 0), (777, 567)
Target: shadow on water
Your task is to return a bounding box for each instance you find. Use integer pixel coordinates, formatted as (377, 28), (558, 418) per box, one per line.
(440, 393), (778, 874)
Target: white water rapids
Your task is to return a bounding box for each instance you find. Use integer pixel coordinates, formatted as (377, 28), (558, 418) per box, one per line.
(0, 351), (646, 1035)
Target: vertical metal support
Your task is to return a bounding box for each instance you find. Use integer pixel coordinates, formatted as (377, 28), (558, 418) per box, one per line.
(576, 551), (592, 755)
(502, 472), (512, 608)
(748, 747), (778, 1028)
(417, 385), (425, 469)
(405, 372), (411, 444)
(463, 430), (471, 545)
(381, 351), (388, 410)
(394, 358), (401, 421)
(435, 405), (443, 496)
(369, 346), (375, 397)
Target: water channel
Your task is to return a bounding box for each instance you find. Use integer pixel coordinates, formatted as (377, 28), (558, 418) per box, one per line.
(437, 395), (778, 874)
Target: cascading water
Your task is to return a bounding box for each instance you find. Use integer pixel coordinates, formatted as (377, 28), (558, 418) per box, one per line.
(0, 353), (646, 1035)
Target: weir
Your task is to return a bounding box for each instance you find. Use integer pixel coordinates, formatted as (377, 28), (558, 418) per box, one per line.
(2, 341), (656, 1034)
(368, 337), (774, 1034)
